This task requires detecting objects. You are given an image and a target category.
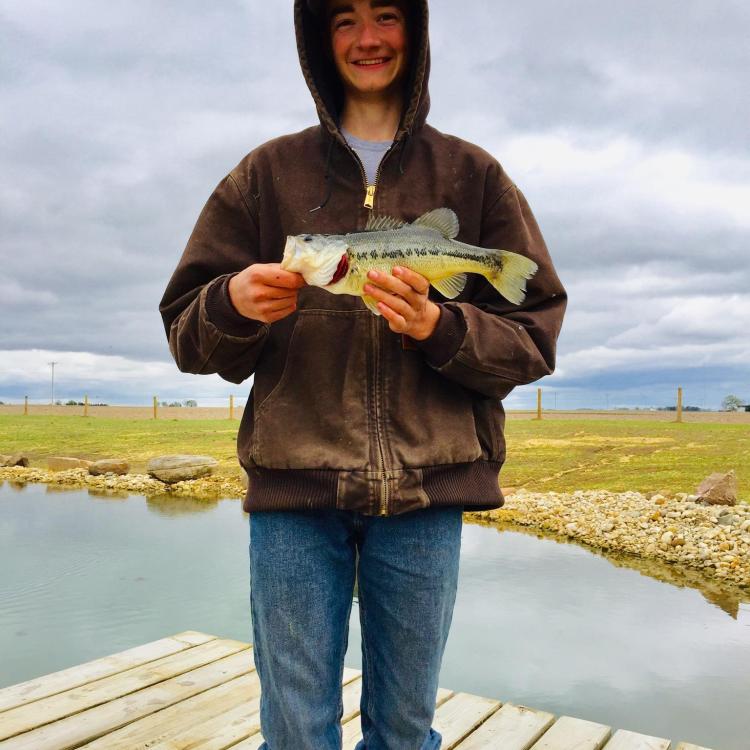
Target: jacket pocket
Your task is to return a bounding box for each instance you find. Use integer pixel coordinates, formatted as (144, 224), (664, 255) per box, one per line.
(251, 310), (371, 470)
(386, 344), (483, 467)
(472, 397), (504, 462)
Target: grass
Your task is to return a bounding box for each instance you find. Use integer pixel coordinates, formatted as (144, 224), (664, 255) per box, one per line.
(505, 419), (749, 497)
(1, 415), (748, 498)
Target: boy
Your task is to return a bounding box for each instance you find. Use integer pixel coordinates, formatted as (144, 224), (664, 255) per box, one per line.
(159, 1), (566, 747)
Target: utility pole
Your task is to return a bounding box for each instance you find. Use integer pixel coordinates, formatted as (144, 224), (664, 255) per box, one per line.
(48, 361), (58, 405)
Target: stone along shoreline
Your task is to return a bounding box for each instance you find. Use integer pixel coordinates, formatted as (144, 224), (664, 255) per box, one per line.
(468, 488), (750, 589)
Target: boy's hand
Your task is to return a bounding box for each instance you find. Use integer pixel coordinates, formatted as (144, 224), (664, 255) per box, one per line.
(363, 266), (441, 341)
(228, 263), (306, 324)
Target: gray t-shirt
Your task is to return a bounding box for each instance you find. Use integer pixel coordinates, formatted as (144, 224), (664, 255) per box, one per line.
(342, 128), (392, 186)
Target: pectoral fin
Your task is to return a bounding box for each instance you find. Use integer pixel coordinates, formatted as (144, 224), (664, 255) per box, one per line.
(431, 273), (467, 299)
(362, 294), (382, 316)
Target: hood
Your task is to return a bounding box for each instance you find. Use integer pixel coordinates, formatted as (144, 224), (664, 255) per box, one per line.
(294, 0), (431, 146)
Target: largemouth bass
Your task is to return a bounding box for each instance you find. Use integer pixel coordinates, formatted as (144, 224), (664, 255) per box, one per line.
(281, 207), (538, 315)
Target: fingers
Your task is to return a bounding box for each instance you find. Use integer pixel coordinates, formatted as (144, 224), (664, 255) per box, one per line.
(251, 263), (306, 289)
(366, 268), (425, 300)
(254, 297), (297, 323)
(378, 302), (408, 333)
(392, 266), (430, 295)
(364, 282), (414, 320)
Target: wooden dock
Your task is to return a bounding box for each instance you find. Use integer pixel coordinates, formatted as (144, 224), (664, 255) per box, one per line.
(0, 631), (712, 750)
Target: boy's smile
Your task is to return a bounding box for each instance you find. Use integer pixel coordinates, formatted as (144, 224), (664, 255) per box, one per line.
(327, 0), (408, 98)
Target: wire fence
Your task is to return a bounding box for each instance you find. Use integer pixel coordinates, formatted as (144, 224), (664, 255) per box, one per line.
(1, 386), (747, 421)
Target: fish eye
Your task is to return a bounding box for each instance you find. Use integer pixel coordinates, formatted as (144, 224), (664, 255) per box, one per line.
(303, 235), (312, 242)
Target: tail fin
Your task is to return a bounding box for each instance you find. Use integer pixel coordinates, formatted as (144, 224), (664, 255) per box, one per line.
(487, 250), (539, 305)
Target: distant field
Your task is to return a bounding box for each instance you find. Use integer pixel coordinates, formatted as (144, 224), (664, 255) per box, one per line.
(1, 405), (748, 423)
(1, 409), (747, 498)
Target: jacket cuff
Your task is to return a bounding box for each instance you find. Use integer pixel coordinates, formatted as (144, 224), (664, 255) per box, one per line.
(204, 274), (264, 337)
(415, 304), (467, 367)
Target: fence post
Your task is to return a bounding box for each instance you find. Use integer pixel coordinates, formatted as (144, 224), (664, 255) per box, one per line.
(84, 394), (89, 418)
(536, 388), (542, 420)
(676, 386), (683, 423)
(229, 395), (234, 420)
(153, 396), (158, 420)
(24, 395), (28, 415)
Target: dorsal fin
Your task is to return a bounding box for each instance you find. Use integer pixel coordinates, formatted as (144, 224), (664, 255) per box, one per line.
(412, 208), (459, 239)
(364, 213), (407, 232)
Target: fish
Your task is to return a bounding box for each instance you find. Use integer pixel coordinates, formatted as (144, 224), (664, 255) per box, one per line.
(280, 207), (538, 315)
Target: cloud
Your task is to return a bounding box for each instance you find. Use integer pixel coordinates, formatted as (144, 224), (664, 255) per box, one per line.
(0, 0), (747, 409)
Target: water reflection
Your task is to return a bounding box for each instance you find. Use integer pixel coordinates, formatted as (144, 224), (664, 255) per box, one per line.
(88, 489), (130, 500)
(144, 494), (219, 516)
(467, 517), (750, 615)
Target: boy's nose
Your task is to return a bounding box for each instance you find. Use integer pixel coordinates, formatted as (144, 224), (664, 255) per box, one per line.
(357, 20), (382, 48)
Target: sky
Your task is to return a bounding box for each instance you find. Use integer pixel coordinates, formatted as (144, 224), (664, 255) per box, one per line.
(1, 0), (748, 409)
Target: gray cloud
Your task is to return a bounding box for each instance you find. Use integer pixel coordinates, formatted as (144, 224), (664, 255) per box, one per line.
(1, 0), (748, 408)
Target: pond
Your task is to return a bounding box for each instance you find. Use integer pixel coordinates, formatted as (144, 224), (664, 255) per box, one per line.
(1, 481), (748, 750)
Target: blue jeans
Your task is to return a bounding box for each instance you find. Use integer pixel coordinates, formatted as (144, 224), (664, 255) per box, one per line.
(248, 505), (463, 750)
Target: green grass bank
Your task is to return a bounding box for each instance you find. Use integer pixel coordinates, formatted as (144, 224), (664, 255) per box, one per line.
(1, 413), (747, 499)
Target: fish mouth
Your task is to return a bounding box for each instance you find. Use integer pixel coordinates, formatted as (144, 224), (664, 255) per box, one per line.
(281, 236), (298, 269)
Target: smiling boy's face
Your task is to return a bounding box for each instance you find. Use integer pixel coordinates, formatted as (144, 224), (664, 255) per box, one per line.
(325, 0), (409, 99)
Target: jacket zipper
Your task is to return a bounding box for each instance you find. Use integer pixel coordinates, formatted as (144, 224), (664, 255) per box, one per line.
(343, 139), (394, 211)
(372, 314), (390, 515)
(342, 138), (395, 513)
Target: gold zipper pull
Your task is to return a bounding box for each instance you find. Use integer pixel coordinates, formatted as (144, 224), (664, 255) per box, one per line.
(364, 185), (376, 209)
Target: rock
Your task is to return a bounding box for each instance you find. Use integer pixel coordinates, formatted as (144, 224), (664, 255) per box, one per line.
(717, 514), (738, 527)
(696, 470), (737, 506)
(48, 457), (93, 471)
(147, 455), (218, 483)
(0, 453), (29, 467)
(89, 459), (129, 476)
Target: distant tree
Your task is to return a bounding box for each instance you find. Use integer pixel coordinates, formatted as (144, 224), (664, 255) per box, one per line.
(168, 401), (182, 407)
(160, 401), (169, 407)
(65, 399), (78, 405)
(722, 394), (743, 411)
(184, 399), (198, 407)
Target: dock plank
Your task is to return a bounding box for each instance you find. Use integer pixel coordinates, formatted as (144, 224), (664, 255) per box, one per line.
(0, 647), (253, 750)
(77, 672), (260, 750)
(0, 638), (246, 742)
(530, 715), (612, 749)
(0, 631), (215, 713)
(433, 691), (502, 748)
(603, 728), (671, 749)
(0, 632), (715, 750)
(454, 702), (555, 749)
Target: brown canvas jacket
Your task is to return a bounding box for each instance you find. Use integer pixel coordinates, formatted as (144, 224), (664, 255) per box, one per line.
(158, 0), (567, 516)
